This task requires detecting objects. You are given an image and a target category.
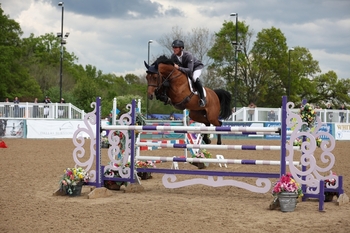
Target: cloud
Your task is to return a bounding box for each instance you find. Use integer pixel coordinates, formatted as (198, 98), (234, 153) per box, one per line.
(1, 0), (349, 79)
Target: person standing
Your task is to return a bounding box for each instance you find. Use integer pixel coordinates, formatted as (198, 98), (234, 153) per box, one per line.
(339, 104), (346, 123)
(13, 97), (19, 118)
(268, 110), (276, 122)
(170, 39), (206, 107)
(326, 103), (333, 122)
(58, 98), (66, 118)
(33, 98), (39, 118)
(4, 98), (10, 117)
(248, 102), (257, 121)
(43, 96), (51, 118)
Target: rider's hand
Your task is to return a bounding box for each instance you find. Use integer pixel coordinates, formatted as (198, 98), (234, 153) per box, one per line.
(174, 64), (179, 69)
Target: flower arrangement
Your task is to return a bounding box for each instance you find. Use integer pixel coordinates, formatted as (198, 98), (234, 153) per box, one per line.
(291, 136), (322, 148)
(104, 162), (130, 187)
(316, 137), (322, 147)
(136, 160), (156, 168)
(193, 149), (212, 159)
(135, 160), (155, 180)
(59, 167), (90, 195)
(101, 136), (110, 148)
(300, 103), (316, 128)
(292, 137), (302, 147)
(272, 173), (303, 198)
(102, 136), (109, 143)
(324, 173), (338, 202)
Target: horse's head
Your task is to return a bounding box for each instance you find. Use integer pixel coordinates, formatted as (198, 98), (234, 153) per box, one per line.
(144, 55), (175, 101)
(144, 60), (161, 100)
(156, 56), (176, 81)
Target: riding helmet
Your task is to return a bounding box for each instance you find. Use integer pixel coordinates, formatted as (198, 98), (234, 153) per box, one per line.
(172, 40), (184, 48)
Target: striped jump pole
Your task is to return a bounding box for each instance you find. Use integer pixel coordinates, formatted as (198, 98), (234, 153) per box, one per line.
(136, 156), (300, 166)
(103, 125), (281, 133)
(136, 141), (300, 151)
(141, 130), (293, 136)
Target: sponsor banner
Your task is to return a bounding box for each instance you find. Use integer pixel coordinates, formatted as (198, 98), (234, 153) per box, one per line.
(317, 123), (332, 140)
(335, 123), (350, 140)
(26, 120), (95, 139)
(264, 122), (332, 140)
(0, 119), (25, 138)
(264, 122), (290, 140)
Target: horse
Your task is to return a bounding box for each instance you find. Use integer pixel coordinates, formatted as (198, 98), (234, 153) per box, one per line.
(144, 55), (232, 145)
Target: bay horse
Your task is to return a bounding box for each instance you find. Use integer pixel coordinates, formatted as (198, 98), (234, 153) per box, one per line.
(144, 55), (232, 145)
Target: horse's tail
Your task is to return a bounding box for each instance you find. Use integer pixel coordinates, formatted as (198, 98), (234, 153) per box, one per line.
(214, 89), (232, 120)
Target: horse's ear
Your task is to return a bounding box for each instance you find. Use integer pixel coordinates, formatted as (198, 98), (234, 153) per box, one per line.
(144, 61), (150, 69)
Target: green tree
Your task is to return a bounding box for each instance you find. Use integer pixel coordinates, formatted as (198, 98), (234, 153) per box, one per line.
(0, 6), (42, 100)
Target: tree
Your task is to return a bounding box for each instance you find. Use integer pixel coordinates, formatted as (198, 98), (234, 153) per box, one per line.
(208, 22), (323, 108)
(313, 71), (350, 106)
(0, 6), (42, 100)
(157, 26), (215, 86)
(207, 20), (252, 105)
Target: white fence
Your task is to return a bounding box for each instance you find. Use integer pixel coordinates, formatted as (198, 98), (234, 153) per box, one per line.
(0, 102), (84, 119)
(228, 107), (349, 123)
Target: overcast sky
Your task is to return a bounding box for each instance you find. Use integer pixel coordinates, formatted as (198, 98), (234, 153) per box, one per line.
(2, 0), (350, 79)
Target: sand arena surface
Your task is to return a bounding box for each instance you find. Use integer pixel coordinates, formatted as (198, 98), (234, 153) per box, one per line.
(0, 138), (349, 233)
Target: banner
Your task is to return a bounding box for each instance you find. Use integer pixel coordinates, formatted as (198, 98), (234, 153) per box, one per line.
(335, 123), (350, 140)
(26, 120), (95, 139)
(0, 119), (25, 138)
(264, 122), (290, 140)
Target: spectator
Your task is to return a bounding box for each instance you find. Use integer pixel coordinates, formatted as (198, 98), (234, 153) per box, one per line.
(326, 103), (333, 122)
(58, 98), (66, 118)
(268, 110), (276, 122)
(315, 105), (321, 117)
(33, 98), (39, 118)
(43, 96), (51, 118)
(339, 104), (346, 123)
(248, 102), (256, 121)
(13, 97), (19, 118)
(4, 98), (10, 117)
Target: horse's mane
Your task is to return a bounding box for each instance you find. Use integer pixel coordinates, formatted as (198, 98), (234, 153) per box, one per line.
(155, 55), (174, 66)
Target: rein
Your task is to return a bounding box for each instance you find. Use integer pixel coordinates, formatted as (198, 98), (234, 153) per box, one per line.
(148, 66), (182, 90)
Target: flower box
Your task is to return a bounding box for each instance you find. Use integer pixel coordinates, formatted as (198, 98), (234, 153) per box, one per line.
(104, 180), (122, 190)
(59, 167), (89, 197)
(64, 182), (83, 197)
(271, 173), (303, 212)
(191, 162), (205, 169)
(324, 176), (338, 202)
(278, 192), (298, 212)
(137, 172), (152, 180)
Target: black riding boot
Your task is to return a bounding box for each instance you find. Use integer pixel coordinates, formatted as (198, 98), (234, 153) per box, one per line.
(195, 79), (206, 107)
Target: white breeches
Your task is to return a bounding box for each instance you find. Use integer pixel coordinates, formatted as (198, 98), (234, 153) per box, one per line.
(192, 69), (202, 82)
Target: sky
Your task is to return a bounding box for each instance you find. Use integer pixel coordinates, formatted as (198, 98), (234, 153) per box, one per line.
(2, 0), (350, 79)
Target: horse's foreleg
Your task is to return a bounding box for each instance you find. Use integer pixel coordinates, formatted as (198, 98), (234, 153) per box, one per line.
(202, 134), (211, 144)
(217, 134), (222, 145)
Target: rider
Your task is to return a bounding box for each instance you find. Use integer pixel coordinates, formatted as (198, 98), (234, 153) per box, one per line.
(170, 39), (206, 107)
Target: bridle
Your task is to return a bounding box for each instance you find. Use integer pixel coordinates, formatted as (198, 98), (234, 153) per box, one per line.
(147, 66), (181, 92)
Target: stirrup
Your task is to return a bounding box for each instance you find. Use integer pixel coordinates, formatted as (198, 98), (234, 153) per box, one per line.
(199, 99), (206, 107)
